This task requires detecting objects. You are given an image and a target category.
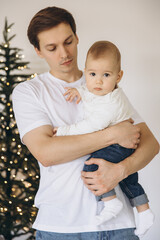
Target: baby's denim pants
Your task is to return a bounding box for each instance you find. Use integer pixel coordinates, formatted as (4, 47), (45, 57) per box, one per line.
(83, 144), (149, 207)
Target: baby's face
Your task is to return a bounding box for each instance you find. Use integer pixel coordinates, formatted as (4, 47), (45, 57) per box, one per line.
(85, 55), (122, 96)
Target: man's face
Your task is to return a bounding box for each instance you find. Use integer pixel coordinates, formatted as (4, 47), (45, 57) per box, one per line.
(35, 23), (79, 79)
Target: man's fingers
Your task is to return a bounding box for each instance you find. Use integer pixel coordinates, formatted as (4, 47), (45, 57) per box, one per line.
(84, 158), (104, 166)
(81, 170), (95, 179)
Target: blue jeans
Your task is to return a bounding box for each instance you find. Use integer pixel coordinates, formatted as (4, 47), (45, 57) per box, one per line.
(83, 144), (149, 207)
(36, 228), (139, 240)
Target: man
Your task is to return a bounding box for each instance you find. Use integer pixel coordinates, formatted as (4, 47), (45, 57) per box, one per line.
(12, 6), (159, 240)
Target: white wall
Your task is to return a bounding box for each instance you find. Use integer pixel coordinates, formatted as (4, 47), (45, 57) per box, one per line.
(1, 0), (160, 239)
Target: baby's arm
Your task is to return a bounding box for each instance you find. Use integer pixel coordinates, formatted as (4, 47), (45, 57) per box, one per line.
(64, 87), (81, 104)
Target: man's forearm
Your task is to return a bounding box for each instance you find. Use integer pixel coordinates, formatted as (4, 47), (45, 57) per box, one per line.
(119, 122), (159, 180)
(24, 120), (141, 167)
(24, 125), (114, 167)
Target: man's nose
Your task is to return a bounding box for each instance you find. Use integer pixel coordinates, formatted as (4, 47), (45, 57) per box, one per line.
(59, 46), (68, 59)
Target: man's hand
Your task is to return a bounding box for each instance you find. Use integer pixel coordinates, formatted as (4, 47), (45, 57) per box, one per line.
(108, 119), (141, 149)
(81, 158), (124, 196)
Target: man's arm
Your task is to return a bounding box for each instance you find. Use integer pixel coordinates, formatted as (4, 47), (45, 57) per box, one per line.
(81, 122), (159, 196)
(23, 119), (140, 167)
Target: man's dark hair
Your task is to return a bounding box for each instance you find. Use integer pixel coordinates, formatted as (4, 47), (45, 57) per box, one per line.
(27, 6), (76, 50)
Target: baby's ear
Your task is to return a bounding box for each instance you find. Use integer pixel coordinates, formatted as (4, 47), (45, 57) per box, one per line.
(117, 70), (123, 84)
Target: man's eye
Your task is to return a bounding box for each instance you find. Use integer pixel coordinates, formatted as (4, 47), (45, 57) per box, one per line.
(66, 41), (72, 45)
(48, 47), (56, 52)
(104, 73), (109, 77)
(90, 72), (96, 76)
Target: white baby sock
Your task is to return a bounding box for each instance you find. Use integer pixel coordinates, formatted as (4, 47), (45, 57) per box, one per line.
(134, 209), (155, 237)
(96, 198), (123, 225)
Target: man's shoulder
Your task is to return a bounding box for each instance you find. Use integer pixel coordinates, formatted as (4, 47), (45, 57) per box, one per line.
(12, 72), (48, 95)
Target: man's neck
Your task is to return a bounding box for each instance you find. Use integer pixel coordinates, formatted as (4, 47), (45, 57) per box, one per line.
(49, 69), (83, 83)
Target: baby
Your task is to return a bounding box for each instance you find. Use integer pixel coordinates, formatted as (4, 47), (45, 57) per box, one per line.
(56, 41), (154, 237)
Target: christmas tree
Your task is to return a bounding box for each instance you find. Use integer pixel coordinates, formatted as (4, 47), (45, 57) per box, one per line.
(0, 19), (39, 240)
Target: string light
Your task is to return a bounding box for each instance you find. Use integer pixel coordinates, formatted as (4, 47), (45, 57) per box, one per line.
(1, 20), (39, 233)
(17, 207), (22, 212)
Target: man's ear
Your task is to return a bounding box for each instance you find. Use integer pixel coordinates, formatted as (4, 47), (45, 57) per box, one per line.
(75, 34), (79, 44)
(116, 70), (123, 84)
(34, 47), (44, 58)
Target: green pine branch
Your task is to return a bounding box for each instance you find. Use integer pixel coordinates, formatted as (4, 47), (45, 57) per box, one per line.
(0, 18), (38, 240)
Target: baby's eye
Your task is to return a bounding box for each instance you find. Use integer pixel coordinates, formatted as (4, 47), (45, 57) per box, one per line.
(90, 72), (96, 76)
(104, 73), (110, 77)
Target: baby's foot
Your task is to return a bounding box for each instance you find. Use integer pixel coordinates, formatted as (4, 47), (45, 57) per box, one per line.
(134, 209), (155, 237)
(96, 198), (123, 225)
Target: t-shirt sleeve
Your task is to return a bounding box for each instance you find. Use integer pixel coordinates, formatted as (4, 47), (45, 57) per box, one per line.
(122, 91), (143, 124)
(12, 82), (52, 144)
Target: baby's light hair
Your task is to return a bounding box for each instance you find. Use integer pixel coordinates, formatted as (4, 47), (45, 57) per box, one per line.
(85, 41), (121, 71)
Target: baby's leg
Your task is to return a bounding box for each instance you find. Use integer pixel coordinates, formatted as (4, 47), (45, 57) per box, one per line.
(96, 194), (123, 225)
(134, 203), (154, 237)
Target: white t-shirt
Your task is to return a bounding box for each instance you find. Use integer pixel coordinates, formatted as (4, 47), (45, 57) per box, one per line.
(12, 72), (142, 233)
(57, 85), (134, 136)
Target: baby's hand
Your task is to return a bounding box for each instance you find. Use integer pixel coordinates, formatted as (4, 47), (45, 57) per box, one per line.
(53, 127), (58, 136)
(64, 87), (81, 104)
